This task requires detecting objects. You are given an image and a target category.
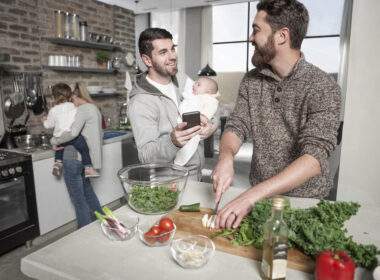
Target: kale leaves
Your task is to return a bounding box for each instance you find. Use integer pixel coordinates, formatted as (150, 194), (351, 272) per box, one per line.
(213, 199), (379, 269)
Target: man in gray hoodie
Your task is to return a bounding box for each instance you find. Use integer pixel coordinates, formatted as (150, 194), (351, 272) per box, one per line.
(128, 28), (216, 180)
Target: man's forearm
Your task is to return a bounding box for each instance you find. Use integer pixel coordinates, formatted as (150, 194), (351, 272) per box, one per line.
(246, 154), (322, 203)
(218, 131), (242, 161)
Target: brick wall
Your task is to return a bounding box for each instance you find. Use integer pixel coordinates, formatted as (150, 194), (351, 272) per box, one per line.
(0, 0), (136, 134)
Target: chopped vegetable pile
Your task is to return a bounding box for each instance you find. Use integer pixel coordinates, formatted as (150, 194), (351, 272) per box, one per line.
(129, 185), (180, 213)
(95, 206), (131, 240)
(212, 199), (379, 269)
(173, 241), (208, 268)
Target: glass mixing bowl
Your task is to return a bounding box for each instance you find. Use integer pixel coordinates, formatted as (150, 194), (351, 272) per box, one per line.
(118, 163), (189, 215)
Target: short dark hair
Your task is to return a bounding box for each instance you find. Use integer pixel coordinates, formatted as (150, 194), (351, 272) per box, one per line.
(52, 83), (72, 104)
(257, 0), (309, 49)
(138, 28), (173, 58)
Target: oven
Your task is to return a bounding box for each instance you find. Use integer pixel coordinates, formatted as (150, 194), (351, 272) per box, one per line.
(0, 150), (39, 255)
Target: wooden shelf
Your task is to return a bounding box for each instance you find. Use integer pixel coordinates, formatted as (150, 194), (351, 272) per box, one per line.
(42, 65), (117, 74)
(41, 37), (122, 51)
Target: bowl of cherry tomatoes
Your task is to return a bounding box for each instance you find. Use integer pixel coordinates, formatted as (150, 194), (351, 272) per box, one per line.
(138, 217), (176, 247)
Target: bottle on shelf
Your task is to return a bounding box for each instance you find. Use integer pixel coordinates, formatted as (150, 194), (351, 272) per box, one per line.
(260, 195), (288, 280)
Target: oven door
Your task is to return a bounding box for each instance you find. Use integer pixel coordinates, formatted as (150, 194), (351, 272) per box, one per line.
(0, 177), (30, 231)
(0, 171), (39, 254)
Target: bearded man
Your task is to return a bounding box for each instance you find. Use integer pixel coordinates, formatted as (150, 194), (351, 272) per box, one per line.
(211, 0), (341, 229)
(128, 28), (216, 181)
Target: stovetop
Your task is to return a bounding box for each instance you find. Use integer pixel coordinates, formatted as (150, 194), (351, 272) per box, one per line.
(0, 150), (30, 166)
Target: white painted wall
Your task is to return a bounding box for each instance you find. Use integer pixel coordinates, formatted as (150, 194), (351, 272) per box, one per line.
(337, 0), (380, 206)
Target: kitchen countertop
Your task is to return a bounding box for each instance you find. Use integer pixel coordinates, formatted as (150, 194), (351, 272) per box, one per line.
(20, 181), (379, 280)
(11, 131), (133, 162)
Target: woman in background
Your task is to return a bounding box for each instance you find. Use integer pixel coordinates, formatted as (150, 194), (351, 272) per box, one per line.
(50, 82), (103, 228)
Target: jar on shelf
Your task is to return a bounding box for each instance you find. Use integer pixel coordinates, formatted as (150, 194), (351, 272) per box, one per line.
(71, 14), (80, 40)
(55, 10), (64, 38)
(64, 12), (72, 39)
(79, 21), (88, 41)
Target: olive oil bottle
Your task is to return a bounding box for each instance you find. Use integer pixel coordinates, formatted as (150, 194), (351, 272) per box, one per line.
(260, 195), (288, 280)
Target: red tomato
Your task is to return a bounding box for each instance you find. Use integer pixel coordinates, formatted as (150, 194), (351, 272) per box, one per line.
(149, 226), (161, 235)
(158, 231), (170, 243)
(159, 218), (174, 232)
(144, 231), (157, 244)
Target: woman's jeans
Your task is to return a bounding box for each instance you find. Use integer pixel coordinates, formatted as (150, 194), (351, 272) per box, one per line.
(63, 159), (102, 228)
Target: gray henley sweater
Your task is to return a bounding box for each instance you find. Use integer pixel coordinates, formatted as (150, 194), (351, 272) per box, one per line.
(225, 55), (341, 198)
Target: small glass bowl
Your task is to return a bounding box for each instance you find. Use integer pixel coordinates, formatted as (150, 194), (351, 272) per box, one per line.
(137, 220), (176, 247)
(100, 215), (139, 241)
(170, 235), (215, 269)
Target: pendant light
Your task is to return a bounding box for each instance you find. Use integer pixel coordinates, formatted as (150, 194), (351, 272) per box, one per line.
(198, 64), (216, 76)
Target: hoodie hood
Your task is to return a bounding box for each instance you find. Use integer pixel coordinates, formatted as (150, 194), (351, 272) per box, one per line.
(129, 71), (180, 99)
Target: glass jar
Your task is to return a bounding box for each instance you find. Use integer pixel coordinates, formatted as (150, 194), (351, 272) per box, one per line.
(79, 21), (88, 41)
(64, 12), (72, 39)
(71, 14), (80, 40)
(55, 10), (64, 38)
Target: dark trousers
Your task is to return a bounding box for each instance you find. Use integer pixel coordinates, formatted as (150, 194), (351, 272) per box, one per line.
(55, 135), (92, 168)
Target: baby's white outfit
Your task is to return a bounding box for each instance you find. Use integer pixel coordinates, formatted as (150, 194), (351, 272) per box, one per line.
(195, 91), (220, 120)
(174, 78), (219, 166)
(43, 102), (77, 137)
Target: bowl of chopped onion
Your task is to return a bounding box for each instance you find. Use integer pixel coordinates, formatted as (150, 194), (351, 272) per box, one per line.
(170, 235), (215, 269)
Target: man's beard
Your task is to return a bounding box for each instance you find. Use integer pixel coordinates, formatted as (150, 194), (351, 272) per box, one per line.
(152, 59), (178, 77)
(251, 33), (276, 70)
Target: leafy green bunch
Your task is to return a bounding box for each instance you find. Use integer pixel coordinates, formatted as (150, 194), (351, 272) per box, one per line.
(213, 199), (379, 269)
(129, 185), (180, 213)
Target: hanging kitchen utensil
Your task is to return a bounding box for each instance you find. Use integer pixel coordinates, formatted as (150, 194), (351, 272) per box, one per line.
(11, 74), (24, 105)
(25, 73), (37, 109)
(32, 75), (44, 115)
(3, 75), (25, 119)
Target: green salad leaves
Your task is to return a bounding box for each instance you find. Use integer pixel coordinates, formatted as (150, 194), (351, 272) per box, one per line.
(129, 185), (180, 213)
(212, 199), (379, 269)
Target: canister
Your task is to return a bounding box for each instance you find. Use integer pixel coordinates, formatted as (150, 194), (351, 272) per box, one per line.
(64, 12), (72, 39)
(80, 21), (88, 41)
(55, 10), (64, 38)
(71, 14), (80, 40)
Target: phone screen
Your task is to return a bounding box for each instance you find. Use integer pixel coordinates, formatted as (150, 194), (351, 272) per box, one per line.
(182, 111), (200, 130)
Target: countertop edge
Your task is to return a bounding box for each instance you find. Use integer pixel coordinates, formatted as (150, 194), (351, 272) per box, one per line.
(8, 133), (133, 162)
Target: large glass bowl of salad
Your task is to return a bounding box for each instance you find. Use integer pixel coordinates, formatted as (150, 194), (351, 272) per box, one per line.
(118, 163), (189, 214)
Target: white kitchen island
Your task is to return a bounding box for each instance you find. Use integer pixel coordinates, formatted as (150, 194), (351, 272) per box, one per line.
(20, 181), (379, 280)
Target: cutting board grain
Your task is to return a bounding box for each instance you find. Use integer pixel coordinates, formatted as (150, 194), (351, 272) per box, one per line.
(165, 207), (315, 273)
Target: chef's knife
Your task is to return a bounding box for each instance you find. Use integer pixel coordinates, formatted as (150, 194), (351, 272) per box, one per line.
(209, 201), (220, 229)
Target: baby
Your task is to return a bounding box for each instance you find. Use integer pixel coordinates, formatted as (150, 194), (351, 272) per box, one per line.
(174, 77), (220, 166)
(192, 77), (220, 121)
(41, 83), (99, 178)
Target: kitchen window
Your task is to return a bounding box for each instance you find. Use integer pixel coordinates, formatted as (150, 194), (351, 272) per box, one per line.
(213, 0), (345, 74)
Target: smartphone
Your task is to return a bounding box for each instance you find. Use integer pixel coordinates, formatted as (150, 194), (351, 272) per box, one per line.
(182, 111), (200, 130)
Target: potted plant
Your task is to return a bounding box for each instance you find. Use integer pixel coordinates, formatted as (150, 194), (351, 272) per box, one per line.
(96, 51), (111, 68)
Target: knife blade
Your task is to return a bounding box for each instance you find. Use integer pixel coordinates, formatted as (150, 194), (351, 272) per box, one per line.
(208, 201), (220, 229)
(212, 201), (220, 216)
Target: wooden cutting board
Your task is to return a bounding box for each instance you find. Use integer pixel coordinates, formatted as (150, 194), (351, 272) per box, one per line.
(165, 207), (315, 273)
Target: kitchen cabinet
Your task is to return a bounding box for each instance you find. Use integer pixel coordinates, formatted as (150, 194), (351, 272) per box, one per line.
(33, 141), (124, 235)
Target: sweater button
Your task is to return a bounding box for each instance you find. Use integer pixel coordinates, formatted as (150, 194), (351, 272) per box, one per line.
(277, 87), (282, 92)
(274, 97), (280, 103)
